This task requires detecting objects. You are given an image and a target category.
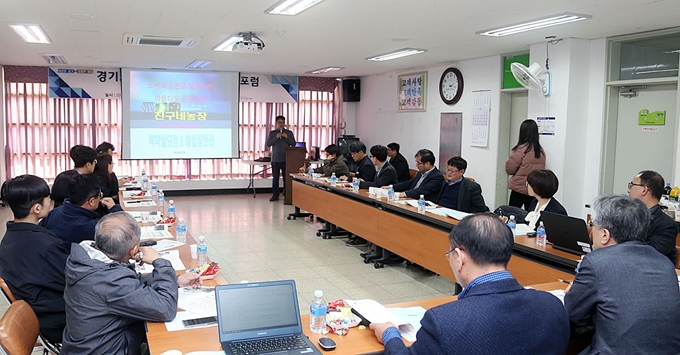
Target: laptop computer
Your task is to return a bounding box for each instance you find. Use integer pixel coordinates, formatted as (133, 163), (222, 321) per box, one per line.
(215, 280), (323, 355)
(541, 211), (593, 255)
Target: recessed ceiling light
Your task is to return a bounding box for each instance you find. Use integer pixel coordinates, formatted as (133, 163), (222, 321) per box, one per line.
(306, 67), (344, 74)
(7, 23), (51, 44)
(476, 12), (591, 37)
(366, 48), (427, 62)
(186, 60), (212, 69)
(68, 13), (94, 20)
(391, 37), (410, 42)
(41, 54), (67, 65)
(265, 0), (326, 16)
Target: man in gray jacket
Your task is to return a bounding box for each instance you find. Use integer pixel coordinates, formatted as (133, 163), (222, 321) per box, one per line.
(266, 115), (296, 201)
(61, 212), (200, 355)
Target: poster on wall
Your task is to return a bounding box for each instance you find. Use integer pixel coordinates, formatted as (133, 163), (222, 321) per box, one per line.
(240, 74), (298, 103)
(470, 90), (491, 147)
(537, 116), (556, 135)
(398, 72), (427, 112)
(48, 68), (122, 99)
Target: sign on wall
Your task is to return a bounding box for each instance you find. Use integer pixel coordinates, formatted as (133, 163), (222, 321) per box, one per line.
(398, 72), (427, 112)
(638, 109), (666, 125)
(537, 116), (556, 136)
(48, 68), (121, 99)
(240, 74), (298, 103)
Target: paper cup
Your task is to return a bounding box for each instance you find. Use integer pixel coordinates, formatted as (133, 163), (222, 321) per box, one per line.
(190, 244), (198, 259)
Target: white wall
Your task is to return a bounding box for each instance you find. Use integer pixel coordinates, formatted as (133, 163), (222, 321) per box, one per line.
(356, 55), (503, 208)
(0, 66), (5, 184)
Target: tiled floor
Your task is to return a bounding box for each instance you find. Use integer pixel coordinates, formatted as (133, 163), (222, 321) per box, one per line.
(0, 193), (455, 322)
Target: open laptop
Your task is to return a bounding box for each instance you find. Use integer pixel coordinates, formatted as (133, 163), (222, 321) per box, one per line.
(541, 211), (593, 255)
(215, 280), (322, 355)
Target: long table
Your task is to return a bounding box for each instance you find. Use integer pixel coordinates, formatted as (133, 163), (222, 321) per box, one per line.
(291, 174), (578, 285)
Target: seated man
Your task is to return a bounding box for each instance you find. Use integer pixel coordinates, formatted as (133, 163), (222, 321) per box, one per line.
(61, 212), (200, 355)
(359, 145), (397, 189)
(387, 142), (411, 183)
(371, 214), (570, 354)
(0, 174), (69, 343)
(347, 141), (375, 183)
(564, 194), (680, 354)
(435, 156), (489, 213)
(51, 145), (97, 208)
(312, 144), (350, 178)
(386, 149), (444, 202)
(627, 170), (678, 262)
(40, 173), (123, 244)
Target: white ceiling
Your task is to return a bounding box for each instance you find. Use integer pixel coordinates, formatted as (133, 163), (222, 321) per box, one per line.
(0, 0), (678, 77)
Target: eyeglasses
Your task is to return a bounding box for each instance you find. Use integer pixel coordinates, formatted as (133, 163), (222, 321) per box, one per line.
(92, 159), (98, 165)
(90, 191), (104, 200)
(588, 220), (595, 228)
(415, 161), (424, 166)
(368, 155), (374, 158)
(445, 246), (464, 258)
(446, 168), (460, 173)
(627, 182), (645, 189)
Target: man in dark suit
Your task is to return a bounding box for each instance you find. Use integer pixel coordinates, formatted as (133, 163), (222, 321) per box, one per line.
(359, 145), (397, 189)
(627, 170), (678, 262)
(387, 149), (443, 202)
(387, 143), (411, 183)
(436, 156), (489, 213)
(565, 194), (680, 355)
(370, 214), (570, 354)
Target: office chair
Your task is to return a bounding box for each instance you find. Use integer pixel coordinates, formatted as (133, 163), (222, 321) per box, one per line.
(0, 300), (40, 355)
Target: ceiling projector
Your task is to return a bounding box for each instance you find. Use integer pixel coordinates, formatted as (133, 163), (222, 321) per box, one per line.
(232, 41), (264, 53)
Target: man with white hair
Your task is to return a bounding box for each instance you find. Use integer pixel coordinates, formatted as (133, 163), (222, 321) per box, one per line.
(61, 212), (200, 355)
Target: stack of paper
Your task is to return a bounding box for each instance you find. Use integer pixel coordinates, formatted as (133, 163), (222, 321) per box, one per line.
(140, 225), (173, 240)
(514, 223), (536, 236)
(345, 299), (425, 342)
(122, 190), (151, 198)
(136, 250), (186, 273)
(405, 200), (437, 210)
(178, 287), (217, 317)
(152, 240), (185, 252)
(547, 289), (566, 304)
(123, 200), (157, 207)
(426, 207), (470, 220)
(127, 211), (162, 223)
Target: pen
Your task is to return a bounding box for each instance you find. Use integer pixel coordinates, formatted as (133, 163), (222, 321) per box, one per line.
(126, 201), (144, 204)
(558, 279), (572, 285)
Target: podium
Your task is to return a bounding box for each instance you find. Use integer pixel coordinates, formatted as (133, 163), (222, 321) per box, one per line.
(284, 147), (306, 205)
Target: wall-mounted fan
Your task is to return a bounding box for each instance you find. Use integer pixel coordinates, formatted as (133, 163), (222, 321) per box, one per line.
(510, 62), (551, 96)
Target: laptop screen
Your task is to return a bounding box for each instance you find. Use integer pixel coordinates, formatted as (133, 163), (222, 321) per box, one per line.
(217, 281), (300, 337)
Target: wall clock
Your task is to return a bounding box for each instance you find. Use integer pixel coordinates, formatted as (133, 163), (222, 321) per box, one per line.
(439, 67), (463, 105)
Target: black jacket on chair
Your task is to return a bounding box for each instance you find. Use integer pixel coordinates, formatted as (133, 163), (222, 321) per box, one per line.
(389, 153), (411, 183)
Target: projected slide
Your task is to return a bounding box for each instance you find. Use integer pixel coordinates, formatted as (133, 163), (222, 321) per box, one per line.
(121, 69), (240, 159)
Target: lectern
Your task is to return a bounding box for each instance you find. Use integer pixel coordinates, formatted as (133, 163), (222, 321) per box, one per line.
(284, 147), (306, 205)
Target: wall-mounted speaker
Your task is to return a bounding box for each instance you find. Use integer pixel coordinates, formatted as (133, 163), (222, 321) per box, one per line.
(342, 79), (360, 102)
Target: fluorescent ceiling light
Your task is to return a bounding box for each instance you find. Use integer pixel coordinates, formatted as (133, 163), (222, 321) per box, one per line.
(476, 12), (591, 37)
(306, 67), (344, 74)
(41, 54), (67, 65)
(266, 0), (325, 16)
(8, 23), (51, 44)
(186, 60), (212, 69)
(366, 48), (426, 62)
(212, 34), (244, 51)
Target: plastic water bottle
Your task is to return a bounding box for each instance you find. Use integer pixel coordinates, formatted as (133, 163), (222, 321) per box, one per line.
(330, 172), (337, 186)
(176, 218), (187, 243)
(308, 165), (315, 177)
(507, 215), (516, 234)
(151, 182), (158, 197)
(309, 290), (327, 334)
(417, 195), (426, 214)
(167, 200), (176, 219)
(536, 221), (547, 246)
(157, 190), (165, 213)
(197, 235), (208, 266)
(141, 169), (148, 190)
(352, 179), (359, 193)
(388, 186), (395, 201)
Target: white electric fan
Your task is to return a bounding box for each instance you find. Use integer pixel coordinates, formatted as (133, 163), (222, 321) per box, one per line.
(510, 62), (551, 96)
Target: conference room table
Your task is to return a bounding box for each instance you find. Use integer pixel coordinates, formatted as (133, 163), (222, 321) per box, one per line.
(290, 174), (579, 286)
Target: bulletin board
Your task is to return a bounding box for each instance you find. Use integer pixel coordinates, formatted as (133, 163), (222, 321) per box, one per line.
(398, 72), (427, 112)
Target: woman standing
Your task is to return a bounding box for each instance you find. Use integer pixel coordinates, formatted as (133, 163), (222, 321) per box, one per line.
(505, 119), (545, 209)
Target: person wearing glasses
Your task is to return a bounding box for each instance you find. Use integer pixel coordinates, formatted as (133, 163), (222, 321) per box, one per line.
(370, 214), (570, 354)
(564, 195), (680, 354)
(40, 174), (122, 244)
(51, 145), (98, 208)
(342, 141), (376, 183)
(435, 156), (489, 213)
(385, 149), (444, 202)
(627, 170), (678, 262)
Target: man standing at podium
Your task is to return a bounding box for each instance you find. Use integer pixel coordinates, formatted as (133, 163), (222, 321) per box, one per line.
(266, 115), (296, 202)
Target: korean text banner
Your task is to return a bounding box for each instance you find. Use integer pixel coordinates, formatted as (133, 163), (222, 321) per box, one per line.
(240, 74), (298, 103)
(121, 69), (240, 160)
(48, 68), (122, 99)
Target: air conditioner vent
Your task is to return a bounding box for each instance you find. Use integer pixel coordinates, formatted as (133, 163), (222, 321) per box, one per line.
(123, 34), (200, 48)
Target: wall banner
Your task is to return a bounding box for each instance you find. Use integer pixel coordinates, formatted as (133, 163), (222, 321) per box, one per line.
(48, 68), (121, 99)
(240, 74), (298, 103)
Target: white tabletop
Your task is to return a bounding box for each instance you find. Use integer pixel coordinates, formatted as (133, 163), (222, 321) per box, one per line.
(243, 160), (271, 166)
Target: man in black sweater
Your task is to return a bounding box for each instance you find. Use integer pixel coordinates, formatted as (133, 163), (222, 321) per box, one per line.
(344, 141), (375, 183)
(387, 142), (411, 183)
(51, 145), (97, 207)
(436, 156), (489, 213)
(627, 170), (678, 262)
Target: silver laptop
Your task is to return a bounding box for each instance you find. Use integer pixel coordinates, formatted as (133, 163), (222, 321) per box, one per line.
(215, 280), (322, 355)
(541, 211), (593, 255)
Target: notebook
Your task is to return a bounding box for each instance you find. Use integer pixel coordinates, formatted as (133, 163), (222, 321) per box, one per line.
(541, 211), (592, 255)
(215, 280), (322, 355)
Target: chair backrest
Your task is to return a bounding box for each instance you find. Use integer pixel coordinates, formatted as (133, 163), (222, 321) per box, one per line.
(464, 176), (476, 182)
(0, 277), (16, 304)
(409, 169), (418, 179)
(675, 246), (680, 270)
(0, 300), (40, 355)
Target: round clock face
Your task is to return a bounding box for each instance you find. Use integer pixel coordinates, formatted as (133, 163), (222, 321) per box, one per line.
(439, 68), (464, 105)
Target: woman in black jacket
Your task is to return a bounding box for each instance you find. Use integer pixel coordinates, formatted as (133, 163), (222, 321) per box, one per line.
(525, 169), (567, 229)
